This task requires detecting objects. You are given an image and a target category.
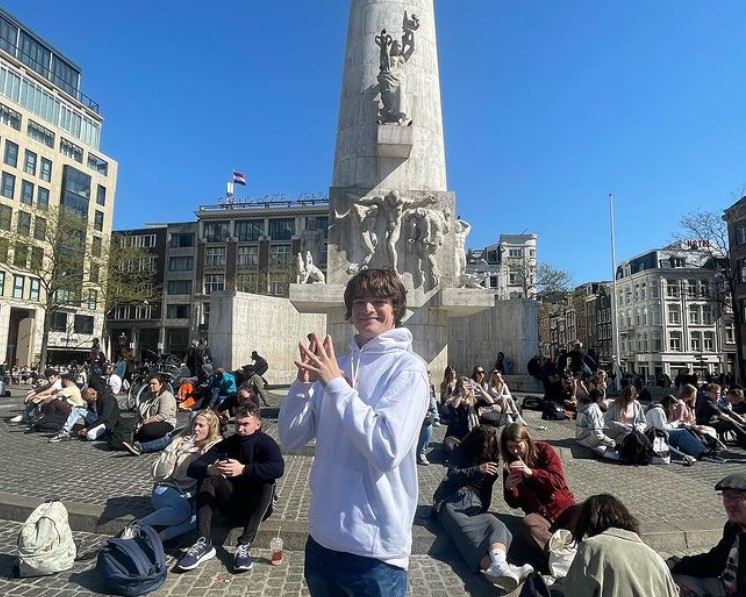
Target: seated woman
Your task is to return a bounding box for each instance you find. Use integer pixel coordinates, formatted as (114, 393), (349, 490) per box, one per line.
(575, 389), (619, 460)
(562, 494), (678, 596)
(439, 365), (457, 420)
(470, 366), (489, 401)
(480, 370), (527, 427)
(443, 376), (480, 457)
(135, 410), (222, 541)
(123, 374), (177, 455)
(433, 426), (533, 592)
(603, 385), (647, 443)
(501, 423), (579, 566)
(645, 395), (710, 463)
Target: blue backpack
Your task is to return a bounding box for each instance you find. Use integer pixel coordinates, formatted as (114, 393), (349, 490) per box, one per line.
(95, 524), (167, 597)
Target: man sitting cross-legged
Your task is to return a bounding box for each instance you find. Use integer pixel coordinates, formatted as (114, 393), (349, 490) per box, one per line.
(10, 368), (61, 425)
(49, 381), (122, 443)
(177, 404), (284, 573)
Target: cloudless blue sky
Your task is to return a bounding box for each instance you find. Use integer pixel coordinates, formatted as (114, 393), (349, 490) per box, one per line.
(4, 1), (746, 284)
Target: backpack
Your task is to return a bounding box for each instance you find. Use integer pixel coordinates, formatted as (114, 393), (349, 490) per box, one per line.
(95, 524), (167, 597)
(522, 396), (544, 411)
(619, 429), (654, 465)
(541, 400), (567, 421)
(15, 500), (76, 577)
(646, 427), (671, 465)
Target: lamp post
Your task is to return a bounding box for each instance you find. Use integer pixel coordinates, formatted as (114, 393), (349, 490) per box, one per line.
(609, 194), (621, 392)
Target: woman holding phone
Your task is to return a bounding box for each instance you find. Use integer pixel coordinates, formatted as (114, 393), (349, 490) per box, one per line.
(501, 423), (578, 565)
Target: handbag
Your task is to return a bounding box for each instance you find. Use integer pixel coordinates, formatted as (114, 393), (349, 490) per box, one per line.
(547, 528), (577, 579)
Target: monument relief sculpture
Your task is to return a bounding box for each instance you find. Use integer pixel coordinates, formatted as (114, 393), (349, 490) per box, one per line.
(334, 202), (380, 274)
(454, 218), (472, 279)
(376, 11), (419, 125)
(459, 258), (493, 289)
(406, 206), (450, 287)
(296, 251), (326, 284)
(300, 217), (325, 266)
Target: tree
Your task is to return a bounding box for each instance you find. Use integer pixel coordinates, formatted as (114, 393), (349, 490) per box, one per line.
(505, 251), (572, 299)
(534, 263), (574, 296)
(675, 209), (740, 381)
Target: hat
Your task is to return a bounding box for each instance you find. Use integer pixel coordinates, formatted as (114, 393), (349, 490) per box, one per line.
(715, 473), (746, 493)
(44, 368), (58, 378)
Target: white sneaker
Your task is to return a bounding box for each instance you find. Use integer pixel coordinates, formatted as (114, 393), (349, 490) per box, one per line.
(509, 563), (534, 582)
(417, 453), (430, 466)
(10, 415), (23, 423)
(481, 562), (519, 592)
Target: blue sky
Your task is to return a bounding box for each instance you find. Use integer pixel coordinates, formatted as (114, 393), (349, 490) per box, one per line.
(4, 1), (746, 284)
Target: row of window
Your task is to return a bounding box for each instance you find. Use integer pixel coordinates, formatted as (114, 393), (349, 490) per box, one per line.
(617, 304), (715, 327)
(202, 216), (329, 243)
(617, 279), (712, 305)
(620, 330), (717, 354)
(169, 245), (295, 272)
(50, 312), (95, 335)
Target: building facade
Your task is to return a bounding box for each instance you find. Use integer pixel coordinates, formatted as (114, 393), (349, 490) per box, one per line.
(467, 233), (538, 299)
(0, 8), (117, 366)
(723, 196), (746, 380)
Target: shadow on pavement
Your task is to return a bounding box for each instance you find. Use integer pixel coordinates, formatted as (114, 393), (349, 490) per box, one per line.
(98, 495), (152, 525)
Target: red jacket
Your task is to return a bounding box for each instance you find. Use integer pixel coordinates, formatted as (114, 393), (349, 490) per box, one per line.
(503, 441), (575, 522)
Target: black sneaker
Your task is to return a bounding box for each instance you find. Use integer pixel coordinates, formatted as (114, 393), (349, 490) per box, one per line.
(122, 442), (141, 456)
(233, 543), (254, 572)
(701, 453), (729, 463)
(177, 537), (216, 571)
(49, 432), (72, 443)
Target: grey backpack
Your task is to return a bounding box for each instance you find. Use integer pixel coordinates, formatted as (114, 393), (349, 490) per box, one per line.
(16, 500), (77, 577)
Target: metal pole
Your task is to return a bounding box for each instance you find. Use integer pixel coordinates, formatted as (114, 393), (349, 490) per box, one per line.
(609, 193), (621, 392)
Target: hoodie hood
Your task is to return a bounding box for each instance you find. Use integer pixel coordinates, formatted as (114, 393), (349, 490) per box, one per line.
(348, 327), (413, 356)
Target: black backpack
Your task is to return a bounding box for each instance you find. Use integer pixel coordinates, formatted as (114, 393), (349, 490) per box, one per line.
(618, 429), (653, 465)
(95, 524), (166, 597)
(541, 401), (567, 421)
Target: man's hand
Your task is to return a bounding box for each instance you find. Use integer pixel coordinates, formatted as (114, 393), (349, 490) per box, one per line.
(478, 462), (499, 476)
(295, 333), (343, 387)
(213, 458), (245, 478)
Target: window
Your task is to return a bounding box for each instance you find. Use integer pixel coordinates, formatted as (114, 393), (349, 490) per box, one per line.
(37, 186), (48, 209)
(689, 306), (700, 325)
(726, 324), (736, 344)
(1, 172), (15, 198)
(86, 290), (97, 310)
(169, 256), (193, 271)
(203, 221), (230, 242)
(89, 264), (99, 284)
(268, 218), (295, 240)
(0, 238), (8, 263)
(169, 232), (194, 248)
(13, 243), (27, 268)
(508, 248), (522, 258)
(235, 219), (264, 242)
(40, 158), (52, 182)
(61, 165), (91, 219)
(23, 150), (36, 176)
(30, 247), (42, 269)
(0, 102), (20, 130)
(236, 245), (258, 267)
(166, 304), (190, 319)
(508, 268), (519, 285)
(28, 278), (39, 301)
(93, 210), (104, 232)
(51, 311), (67, 331)
(668, 305), (681, 324)
(269, 244), (292, 265)
(20, 180), (33, 205)
(73, 315), (94, 334)
(167, 280), (192, 295)
(4, 140), (18, 167)
(204, 274), (224, 294)
(92, 236), (102, 257)
(702, 305), (713, 325)
(666, 280), (679, 298)
(27, 120), (55, 148)
(120, 234), (155, 248)
(0, 204), (11, 230)
(651, 307), (662, 325)
(96, 184), (106, 206)
(87, 154), (108, 175)
(669, 331), (682, 352)
(651, 283), (660, 299)
(114, 305), (130, 319)
(687, 281), (697, 298)
(653, 330), (662, 352)
(12, 274), (23, 298)
(17, 211), (30, 236)
(737, 222), (746, 245)
(60, 138), (83, 163)
(704, 332), (715, 352)
(267, 272), (287, 296)
(204, 246), (226, 267)
(134, 304), (152, 319)
(690, 332), (701, 352)
(640, 282), (646, 301)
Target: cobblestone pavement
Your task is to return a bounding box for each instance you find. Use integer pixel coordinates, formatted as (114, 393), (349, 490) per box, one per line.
(0, 387), (739, 596)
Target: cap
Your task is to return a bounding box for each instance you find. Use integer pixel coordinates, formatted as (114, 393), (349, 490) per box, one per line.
(715, 473), (746, 493)
(44, 368), (58, 378)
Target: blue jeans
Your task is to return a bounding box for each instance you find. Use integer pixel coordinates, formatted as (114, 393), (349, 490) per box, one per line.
(62, 407), (95, 433)
(304, 536), (407, 597)
(668, 428), (708, 458)
(417, 423), (433, 457)
(136, 434), (174, 454)
(139, 484), (195, 541)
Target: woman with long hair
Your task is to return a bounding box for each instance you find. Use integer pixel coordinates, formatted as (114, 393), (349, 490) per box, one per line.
(433, 426), (533, 591)
(480, 370), (527, 426)
(124, 373), (177, 454)
(471, 365), (489, 400)
(603, 385), (646, 442)
(501, 423), (578, 564)
(440, 365), (457, 404)
(135, 409), (222, 541)
(563, 494), (678, 596)
(443, 376), (480, 455)
(645, 395), (711, 462)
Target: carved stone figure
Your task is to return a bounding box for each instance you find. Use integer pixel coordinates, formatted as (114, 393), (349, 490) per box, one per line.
(358, 191), (437, 274)
(334, 202), (380, 273)
(377, 14), (417, 125)
(454, 218), (472, 278)
(300, 216), (325, 265)
(459, 271), (489, 289)
(406, 206), (450, 287)
(297, 251), (326, 284)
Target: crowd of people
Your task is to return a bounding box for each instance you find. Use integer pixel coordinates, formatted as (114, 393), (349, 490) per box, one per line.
(5, 269), (746, 596)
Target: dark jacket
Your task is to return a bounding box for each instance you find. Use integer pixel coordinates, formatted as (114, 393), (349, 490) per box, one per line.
(187, 430), (284, 487)
(433, 446), (496, 513)
(503, 441), (575, 522)
(672, 521), (745, 593)
(91, 388), (122, 431)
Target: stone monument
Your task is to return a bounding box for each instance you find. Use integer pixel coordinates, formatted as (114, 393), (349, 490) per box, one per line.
(290, 0), (493, 372)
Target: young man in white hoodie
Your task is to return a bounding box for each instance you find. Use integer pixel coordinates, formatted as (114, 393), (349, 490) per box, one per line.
(279, 269), (429, 596)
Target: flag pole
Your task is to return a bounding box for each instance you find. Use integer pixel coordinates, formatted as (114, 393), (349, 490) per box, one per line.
(609, 193), (621, 392)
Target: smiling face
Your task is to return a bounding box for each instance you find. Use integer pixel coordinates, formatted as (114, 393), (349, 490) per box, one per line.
(351, 297), (395, 344)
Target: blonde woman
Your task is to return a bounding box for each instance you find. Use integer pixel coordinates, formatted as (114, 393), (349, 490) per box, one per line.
(481, 370), (527, 426)
(137, 409), (222, 541)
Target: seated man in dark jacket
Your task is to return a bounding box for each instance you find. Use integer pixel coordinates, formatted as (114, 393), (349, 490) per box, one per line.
(670, 472), (746, 596)
(696, 383), (746, 449)
(49, 382), (120, 442)
(178, 404), (284, 573)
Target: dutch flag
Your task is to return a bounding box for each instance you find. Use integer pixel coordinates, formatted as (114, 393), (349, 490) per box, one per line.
(232, 171), (247, 186)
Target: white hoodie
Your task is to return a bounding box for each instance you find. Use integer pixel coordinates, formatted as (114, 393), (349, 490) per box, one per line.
(278, 328), (429, 569)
